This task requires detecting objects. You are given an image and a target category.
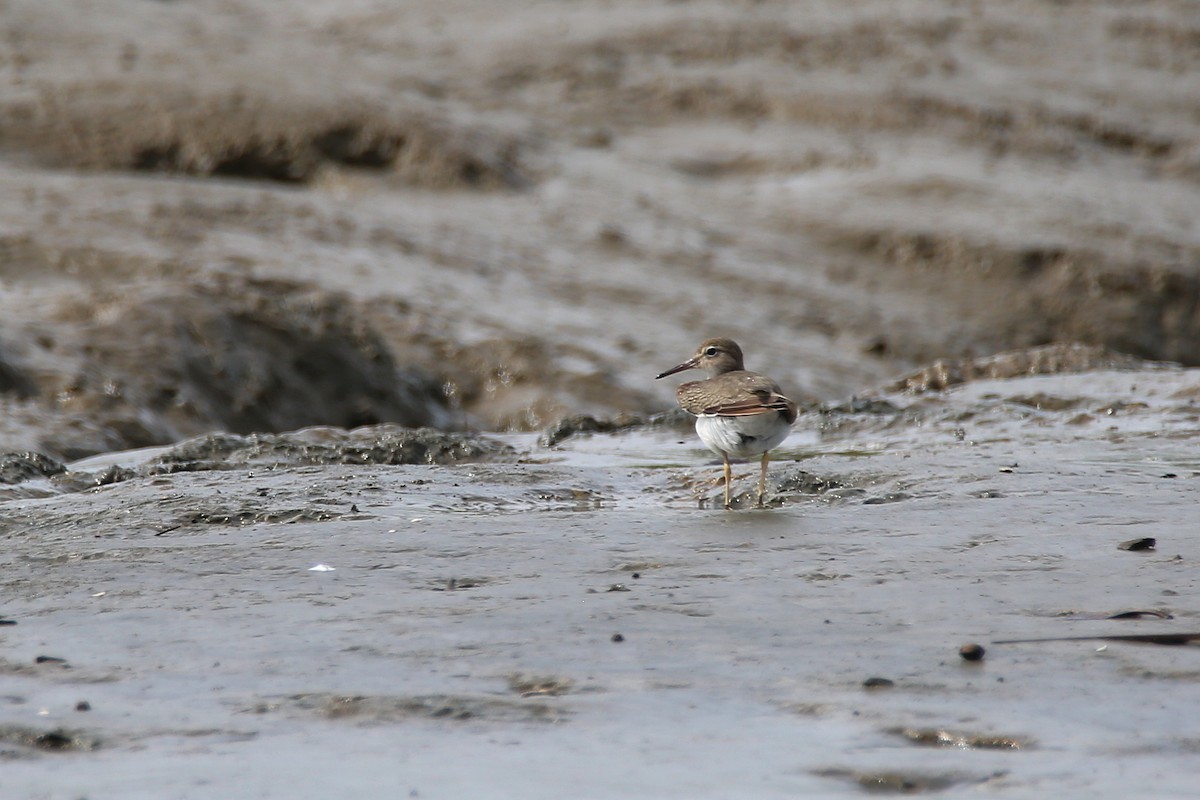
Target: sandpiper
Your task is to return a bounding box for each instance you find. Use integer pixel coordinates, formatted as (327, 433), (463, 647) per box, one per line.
(656, 338), (798, 509)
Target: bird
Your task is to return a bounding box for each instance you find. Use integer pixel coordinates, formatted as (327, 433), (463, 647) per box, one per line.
(656, 337), (797, 509)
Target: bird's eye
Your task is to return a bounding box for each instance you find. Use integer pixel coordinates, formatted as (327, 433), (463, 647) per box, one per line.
(704, 347), (718, 356)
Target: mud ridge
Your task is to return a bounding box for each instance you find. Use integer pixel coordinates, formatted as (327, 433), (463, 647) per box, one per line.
(148, 425), (517, 472)
(1, 274), (458, 459)
(884, 344), (1163, 395)
(0, 86), (530, 188)
(814, 226), (1200, 366)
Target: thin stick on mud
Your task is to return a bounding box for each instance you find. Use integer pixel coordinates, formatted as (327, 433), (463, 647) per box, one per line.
(993, 632), (1200, 646)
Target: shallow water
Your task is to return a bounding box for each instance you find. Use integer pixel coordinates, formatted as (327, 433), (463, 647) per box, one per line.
(2, 370), (1200, 798)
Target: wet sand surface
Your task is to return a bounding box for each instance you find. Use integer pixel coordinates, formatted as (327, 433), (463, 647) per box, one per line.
(4, 368), (1200, 798)
(2, 0), (1200, 796)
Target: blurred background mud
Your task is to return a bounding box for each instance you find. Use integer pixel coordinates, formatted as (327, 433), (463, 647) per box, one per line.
(0, 0), (1196, 458)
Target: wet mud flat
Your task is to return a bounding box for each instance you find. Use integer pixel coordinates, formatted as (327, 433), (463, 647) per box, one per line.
(3, 367), (1200, 798)
(2, 1), (1198, 794)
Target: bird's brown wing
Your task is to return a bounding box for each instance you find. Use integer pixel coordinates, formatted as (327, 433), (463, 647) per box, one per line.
(677, 371), (798, 423)
(703, 390), (798, 424)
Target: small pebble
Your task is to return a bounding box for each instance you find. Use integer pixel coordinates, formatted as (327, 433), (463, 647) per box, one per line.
(959, 643), (986, 662)
(611, 633), (624, 643)
(34, 731), (73, 750)
(862, 677), (894, 689)
(75, 701), (91, 712)
(1117, 537), (1156, 552)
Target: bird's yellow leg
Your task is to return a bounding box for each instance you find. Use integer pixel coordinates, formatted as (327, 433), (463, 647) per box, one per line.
(757, 452), (770, 508)
(723, 455), (733, 510)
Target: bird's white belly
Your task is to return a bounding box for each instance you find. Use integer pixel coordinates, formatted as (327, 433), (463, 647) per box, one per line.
(695, 413), (790, 459)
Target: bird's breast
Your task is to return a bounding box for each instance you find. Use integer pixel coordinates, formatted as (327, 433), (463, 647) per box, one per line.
(695, 413), (791, 459)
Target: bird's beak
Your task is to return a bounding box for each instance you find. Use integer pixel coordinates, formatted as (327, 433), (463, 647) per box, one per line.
(655, 357), (697, 380)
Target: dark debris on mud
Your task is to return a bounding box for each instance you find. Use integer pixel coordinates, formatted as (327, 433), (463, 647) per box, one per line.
(892, 727), (1031, 750)
(0, 452), (67, 484)
(772, 468), (846, 498)
(813, 767), (1003, 794)
(253, 692), (568, 724)
(507, 673), (575, 697)
(540, 413), (653, 447)
(0, 725), (101, 755)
